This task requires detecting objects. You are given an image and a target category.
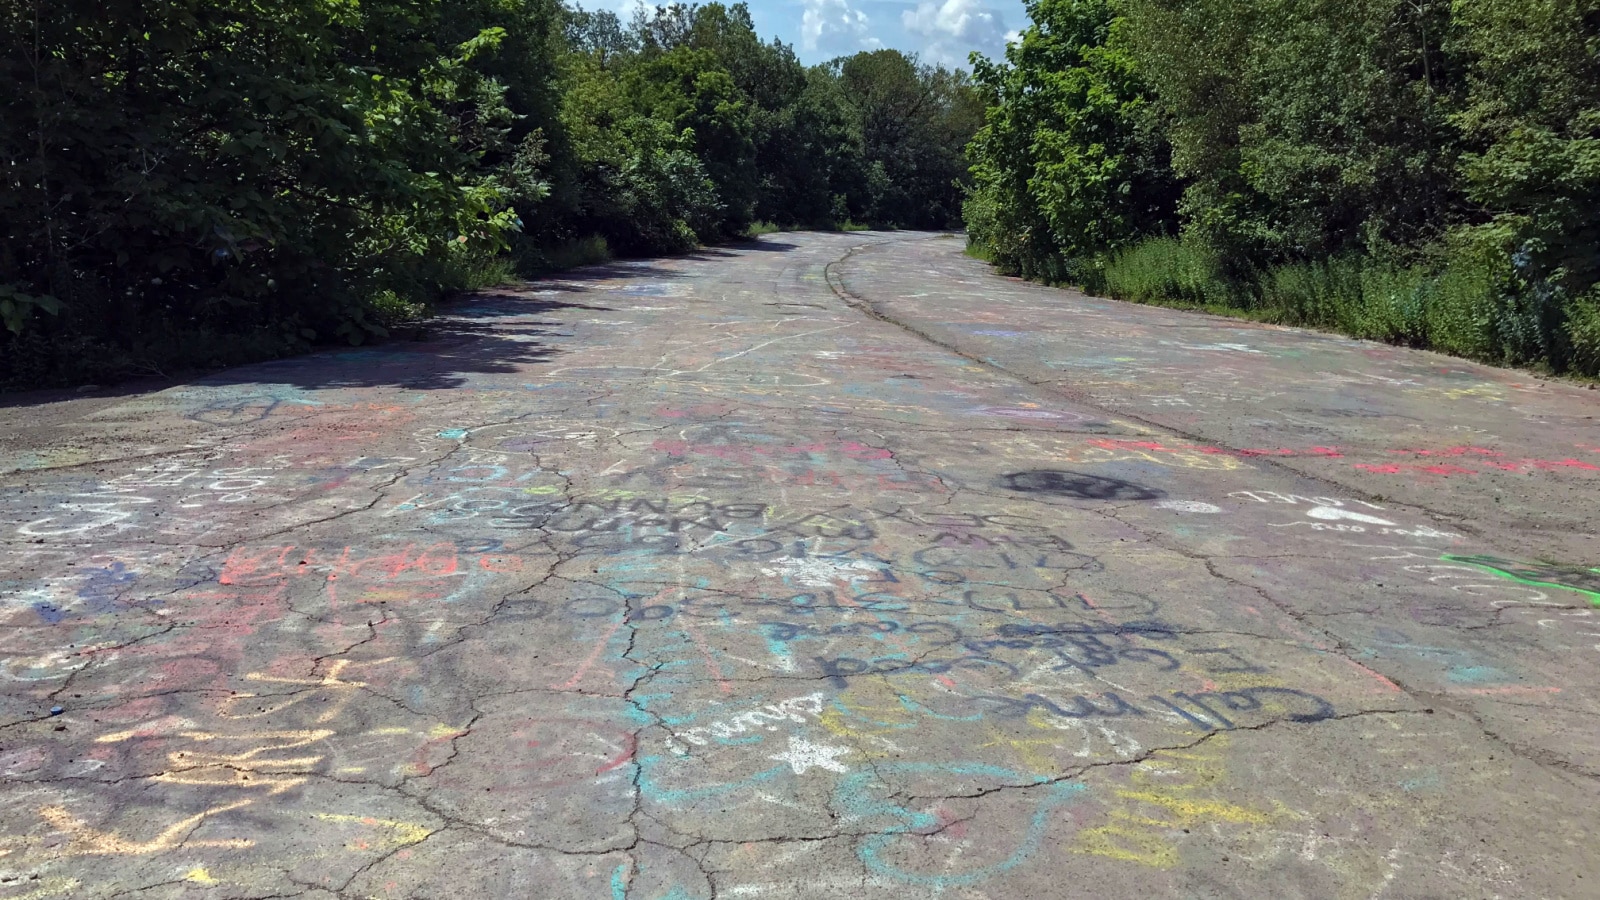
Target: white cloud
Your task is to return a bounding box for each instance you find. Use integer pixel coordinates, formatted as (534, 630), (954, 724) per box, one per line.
(802, 0), (883, 54)
(901, 0), (1010, 67)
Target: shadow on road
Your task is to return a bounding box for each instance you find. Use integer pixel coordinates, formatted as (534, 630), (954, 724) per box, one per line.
(690, 240), (802, 257)
(0, 243), (795, 403)
(204, 291), (615, 392)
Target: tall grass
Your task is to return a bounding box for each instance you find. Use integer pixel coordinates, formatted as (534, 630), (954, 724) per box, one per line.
(1103, 237), (1235, 307)
(744, 221), (784, 237)
(1098, 235), (1598, 376)
(1569, 288), (1600, 376)
(1258, 258), (1432, 344)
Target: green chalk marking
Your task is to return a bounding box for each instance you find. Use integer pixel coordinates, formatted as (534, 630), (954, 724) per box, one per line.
(1442, 554), (1600, 607)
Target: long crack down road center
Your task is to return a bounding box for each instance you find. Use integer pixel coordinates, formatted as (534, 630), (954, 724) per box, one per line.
(2, 232), (1597, 897)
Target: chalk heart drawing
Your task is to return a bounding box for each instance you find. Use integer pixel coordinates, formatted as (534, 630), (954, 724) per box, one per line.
(1305, 506), (1395, 526)
(769, 736), (852, 774)
(1154, 500), (1223, 514)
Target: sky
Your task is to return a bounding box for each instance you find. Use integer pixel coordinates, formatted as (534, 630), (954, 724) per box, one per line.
(612, 0), (1026, 69)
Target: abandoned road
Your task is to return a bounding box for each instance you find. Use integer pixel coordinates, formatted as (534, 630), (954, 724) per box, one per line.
(2, 231), (1598, 898)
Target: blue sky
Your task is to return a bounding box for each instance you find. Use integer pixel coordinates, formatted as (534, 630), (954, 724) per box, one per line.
(617, 0), (1026, 68)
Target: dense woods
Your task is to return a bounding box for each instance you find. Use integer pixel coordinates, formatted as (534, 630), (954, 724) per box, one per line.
(1, 1), (980, 387)
(966, 0), (1600, 376)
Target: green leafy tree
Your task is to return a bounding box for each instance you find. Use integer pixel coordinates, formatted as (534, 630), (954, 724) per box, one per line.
(1449, 0), (1600, 289)
(1123, 0), (1458, 266)
(0, 0), (987, 386)
(965, 0), (1179, 281)
(1, 0), (557, 381)
(835, 50), (980, 228)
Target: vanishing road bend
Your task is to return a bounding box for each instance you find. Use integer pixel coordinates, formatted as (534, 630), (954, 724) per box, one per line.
(2, 231), (1597, 898)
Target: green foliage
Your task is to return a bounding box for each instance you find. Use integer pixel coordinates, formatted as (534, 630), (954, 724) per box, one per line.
(1, 0), (556, 386)
(1450, 0), (1600, 291)
(1123, 0), (1459, 263)
(545, 5), (977, 255)
(1568, 286), (1600, 377)
(0, 285), (60, 335)
(1103, 238), (1232, 307)
(0, 1), (979, 388)
(1257, 258), (1433, 344)
(513, 235), (613, 274)
(834, 51), (983, 229)
(1103, 231), (1581, 370)
(969, 0), (1600, 375)
(966, 0), (1178, 283)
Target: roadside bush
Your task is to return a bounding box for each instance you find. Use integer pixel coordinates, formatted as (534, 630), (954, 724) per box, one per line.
(1258, 258), (1366, 329)
(511, 235), (613, 275)
(1257, 255), (1432, 343)
(968, 0), (1600, 377)
(1424, 241), (1501, 359)
(1093, 230), (1600, 371)
(1568, 286), (1600, 377)
(1104, 237), (1232, 306)
(1492, 242), (1576, 369)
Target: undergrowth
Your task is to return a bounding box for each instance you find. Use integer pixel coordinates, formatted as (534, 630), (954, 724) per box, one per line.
(1094, 235), (1600, 378)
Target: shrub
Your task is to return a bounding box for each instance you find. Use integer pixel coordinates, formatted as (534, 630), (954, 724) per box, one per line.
(512, 235), (613, 275)
(1258, 258), (1365, 328)
(1566, 286), (1600, 378)
(1104, 237), (1233, 307)
(1493, 242), (1575, 369)
(1425, 244), (1500, 360)
(1354, 264), (1431, 344)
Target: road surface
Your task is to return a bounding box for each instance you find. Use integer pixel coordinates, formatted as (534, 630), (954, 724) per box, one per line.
(2, 231), (1597, 898)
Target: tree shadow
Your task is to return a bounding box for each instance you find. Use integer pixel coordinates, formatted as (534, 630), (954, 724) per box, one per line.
(690, 239), (802, 257)
(208, 287), (621, 391)
(527, 259), (697, 290)
(1, 240), (809, 403)
(0, 379), (177, 413)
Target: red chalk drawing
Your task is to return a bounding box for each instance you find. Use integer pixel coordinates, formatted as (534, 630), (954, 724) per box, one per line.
(653, 438), (894, 463)
(1086, 438), (1343, 461)
(217, 543), (524, 606)
(1357, 447), (1600, 477)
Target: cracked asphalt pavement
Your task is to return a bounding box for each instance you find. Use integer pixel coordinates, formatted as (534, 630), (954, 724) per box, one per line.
(2, 231), (1598, 898)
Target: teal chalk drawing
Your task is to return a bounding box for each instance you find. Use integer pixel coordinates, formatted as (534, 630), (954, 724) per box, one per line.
(636, 755), (790, 806)
(437, 428), (469, 439)
(1400, 772), (1442, 792)
(611, 847), (704, 899)
(1446, 665), (1504, 685)
(834, 763), (1088, 888)
(1442, 554), (1600, 607)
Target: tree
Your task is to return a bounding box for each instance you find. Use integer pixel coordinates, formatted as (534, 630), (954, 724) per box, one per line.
(835, 50), (980, 228)
(965, 0), (1179, 281)
(1123, 0), (1458, 266)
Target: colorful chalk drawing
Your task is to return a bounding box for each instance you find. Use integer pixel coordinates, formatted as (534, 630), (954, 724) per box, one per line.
(4, 234), (1594, 898)
(1441, 554), (1600, 607)
(834, 762), (1088, 888)
(1074, 735), (1287, 868)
